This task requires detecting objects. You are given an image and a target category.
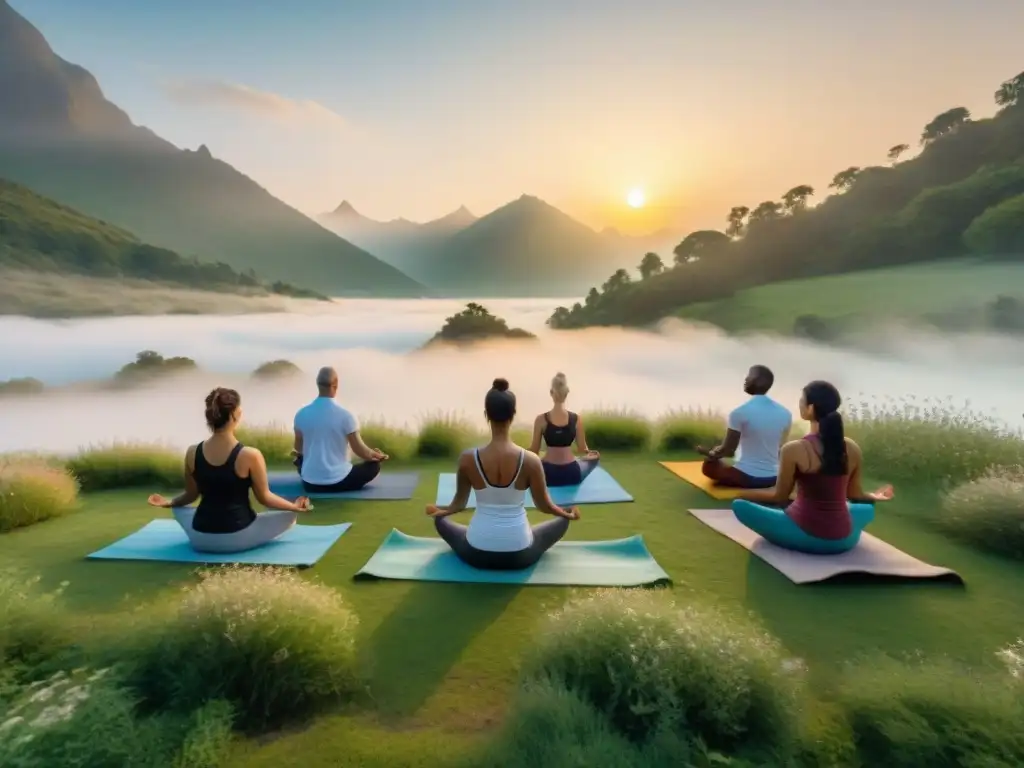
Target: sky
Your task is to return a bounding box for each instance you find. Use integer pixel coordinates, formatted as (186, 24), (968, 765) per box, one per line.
(10, 0), (1024, 234)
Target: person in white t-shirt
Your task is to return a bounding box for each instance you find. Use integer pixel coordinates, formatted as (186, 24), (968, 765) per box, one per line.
(292, 367), (389, 492)
(696, 365), (792, 489)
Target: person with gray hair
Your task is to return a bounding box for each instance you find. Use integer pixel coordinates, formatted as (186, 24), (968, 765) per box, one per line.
(292, 366), (388, 492)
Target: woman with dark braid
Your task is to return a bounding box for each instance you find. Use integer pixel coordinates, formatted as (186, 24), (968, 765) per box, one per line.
(732, 380), (893, 554)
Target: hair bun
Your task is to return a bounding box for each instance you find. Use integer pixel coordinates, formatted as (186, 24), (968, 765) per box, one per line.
(492, 377), (510, 392)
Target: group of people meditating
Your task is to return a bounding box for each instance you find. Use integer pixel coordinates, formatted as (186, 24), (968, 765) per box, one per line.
(147, 363), (893, 563)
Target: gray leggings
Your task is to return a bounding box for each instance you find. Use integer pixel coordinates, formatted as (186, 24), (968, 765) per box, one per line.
(434, 515), (570, 570)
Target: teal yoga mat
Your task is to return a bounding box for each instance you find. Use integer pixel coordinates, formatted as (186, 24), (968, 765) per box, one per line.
(87, 519), (350, 566)
(268, 471), (419, 500)
(354, 529), (670, 586)
(434, 467), (633, 508)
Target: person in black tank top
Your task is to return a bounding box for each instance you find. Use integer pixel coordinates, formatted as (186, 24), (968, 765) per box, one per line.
(529, 373), (601, 487)
(147, 388), (312, 553)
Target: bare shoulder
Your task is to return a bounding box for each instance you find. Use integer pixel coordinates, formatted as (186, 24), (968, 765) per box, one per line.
(239, 446), (264, 465)
(780, 439), (805, 456)
(521, 449), (543, 466)
(533, 412), (546, 425)
(844, 437), (862, 457)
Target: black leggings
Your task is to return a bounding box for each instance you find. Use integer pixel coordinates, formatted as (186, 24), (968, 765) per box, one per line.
(543, 458), (599, 487)
(295, 458), (381, 493)
(434, 515), (570, 570)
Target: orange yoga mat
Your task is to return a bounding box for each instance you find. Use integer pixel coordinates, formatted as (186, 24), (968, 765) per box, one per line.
(659, 461), (748, 499)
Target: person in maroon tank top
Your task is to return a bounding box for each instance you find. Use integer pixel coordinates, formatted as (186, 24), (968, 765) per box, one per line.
(736, 380), (894, 540)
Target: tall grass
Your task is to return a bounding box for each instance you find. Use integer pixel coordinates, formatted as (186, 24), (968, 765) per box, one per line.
(416, 413), (479, 458)
(518, 590), (805, 760)
(67, 443), (181, 491)
(0, 573), (69, 671)
(939, 467), (1024, 558)
(846, 397), (1024, 484)
(583, 409), (652, 452)
(833, 656), (1024, 765)
(123, 566), (361, 730)
(235, 424), (293, 464)
(655, 408), (726, 452)
(0, 459), (78, 532)
(360, 420), (418, 461)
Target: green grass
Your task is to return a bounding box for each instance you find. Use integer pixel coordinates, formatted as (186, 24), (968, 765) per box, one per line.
(676, 258), (1024, 334)
(0, 455), (1022, 766)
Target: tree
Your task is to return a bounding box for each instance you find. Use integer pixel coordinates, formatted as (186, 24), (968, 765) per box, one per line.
(920, 107), (971, 145)
(673, 230), (730, 265)
(584, 287), (600, 307)
(429, 303), (535, 343)
(829, 167), (862, 192)
(638, 252), (665, 279)
(782, 185), (815, 214)
(887, 143), (910, 164)
(963, 192), (1024, 256)
(548, 306), (571, 327)
(748, 201), (784, 223)
(725, 206), (750, 239)
(602, 268), (632, 293)
(995, 71), (1024, 108)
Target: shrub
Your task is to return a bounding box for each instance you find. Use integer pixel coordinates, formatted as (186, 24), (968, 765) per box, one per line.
(0, 377), (44, 396)
(235, 424), (292, 464)
(845, 398), (1024, 484)
(0, 459), (78, 532)
(655, 408), (725, 452)
(114, 350), (197, 384)
(519, 590), (805, 759)
(123, 566), (361, 730)
(834, 656), (1024, 766)
(0, 573), (68, 669)
(416, 414), (479, 458)
(939, 467), (1024, 557)
(171, 699), (236, 768)
(67, 444), (181, 491)
(251, 359), (301, 379)
(360, 421), (417, 461)
(583, 410), (652, 452)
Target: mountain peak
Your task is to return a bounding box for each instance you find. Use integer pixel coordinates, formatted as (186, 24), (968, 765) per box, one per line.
(196, 144), (212, 159)
(332, 200), (359, 217)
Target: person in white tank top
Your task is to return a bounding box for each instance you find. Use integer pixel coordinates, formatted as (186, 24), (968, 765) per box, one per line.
(427, 377), (581, 570)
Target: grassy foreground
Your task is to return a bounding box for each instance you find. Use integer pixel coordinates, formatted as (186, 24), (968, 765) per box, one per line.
(2, 406), (1023, 766)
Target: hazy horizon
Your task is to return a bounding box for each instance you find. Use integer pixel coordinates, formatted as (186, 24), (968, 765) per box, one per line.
(0, 299), (1020, 454)
(10, 0), (1024, 235)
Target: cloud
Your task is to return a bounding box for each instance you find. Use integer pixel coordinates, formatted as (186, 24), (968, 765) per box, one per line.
(162, 79), (345, 127)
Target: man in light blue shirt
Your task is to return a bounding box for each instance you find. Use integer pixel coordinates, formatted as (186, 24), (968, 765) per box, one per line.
(293, 367), (389, 492)
(696, 365), (792, 488)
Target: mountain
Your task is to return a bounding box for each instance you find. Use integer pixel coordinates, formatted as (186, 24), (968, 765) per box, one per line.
(0, 176), (324, 299)
(404, 195), (633, 297)
(318, 201), (477, 273)
(0, 1), (422, 297)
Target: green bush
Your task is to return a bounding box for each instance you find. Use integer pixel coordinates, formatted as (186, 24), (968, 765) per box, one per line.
(939, 467), (1024, 558)
(655, 408), (726, 452)
(518, 590), (805, 759)
(123, 566), (361, 731)
(114, 350), (197, 384)
(251, 359), (301, 379)
(833, 656), (1024, 766)
(846, 398), (1024, 484)
(0, 460), (79, 532)
(67, 444), (182, 492)
(236, 424), (292, 464)
(583, 410), (652, 452)
(0, 573), (68, 670)
(416, 414), (479, 458)
(360, 421), (417, 462)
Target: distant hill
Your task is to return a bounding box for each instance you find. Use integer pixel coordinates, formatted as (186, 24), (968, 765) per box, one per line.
(551, 68), (1024, 329)
(0, 0), (423, 297)
(321, 196), (681, 297)
(319, 201), (477, 274)
(421, 302), (536, 349)
(0, 176), (324, 299)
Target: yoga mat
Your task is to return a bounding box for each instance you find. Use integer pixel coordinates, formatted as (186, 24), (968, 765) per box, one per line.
(267, 471), (419, 500)
(355, 529), (670, 586)
(688, 509), (963, 585)
(87, 519), (350, 566)
(660, 461), (749, 500)
(434, 467), (633, 508)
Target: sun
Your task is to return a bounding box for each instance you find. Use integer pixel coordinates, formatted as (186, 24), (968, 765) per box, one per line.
(626, 187), (646, 209)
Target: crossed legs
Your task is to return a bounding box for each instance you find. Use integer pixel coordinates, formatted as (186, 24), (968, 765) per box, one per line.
(434, 515), (570, 570)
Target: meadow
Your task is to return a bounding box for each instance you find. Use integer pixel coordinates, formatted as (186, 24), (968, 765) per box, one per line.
(1, 402), (1023, 766)
(674, 258), (1024, 335)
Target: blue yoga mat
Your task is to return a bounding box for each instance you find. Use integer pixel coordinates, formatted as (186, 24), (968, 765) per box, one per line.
(268, 471), (419, 500)
(434, 467), (633, 508)
(354, 529), (669, 586)
(87, 519), (350, 566)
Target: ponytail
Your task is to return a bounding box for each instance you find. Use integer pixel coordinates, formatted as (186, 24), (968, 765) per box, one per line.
(802, 380), (846, 476)
(817, 411), (847, 475)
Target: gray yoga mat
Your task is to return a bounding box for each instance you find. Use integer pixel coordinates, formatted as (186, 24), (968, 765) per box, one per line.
(354, 529), (670, 586)
(689, 508), (963, 585)
(267, 471), (420, 500)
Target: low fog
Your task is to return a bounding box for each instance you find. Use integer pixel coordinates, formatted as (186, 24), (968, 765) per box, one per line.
(0, 298), (1020, 455)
